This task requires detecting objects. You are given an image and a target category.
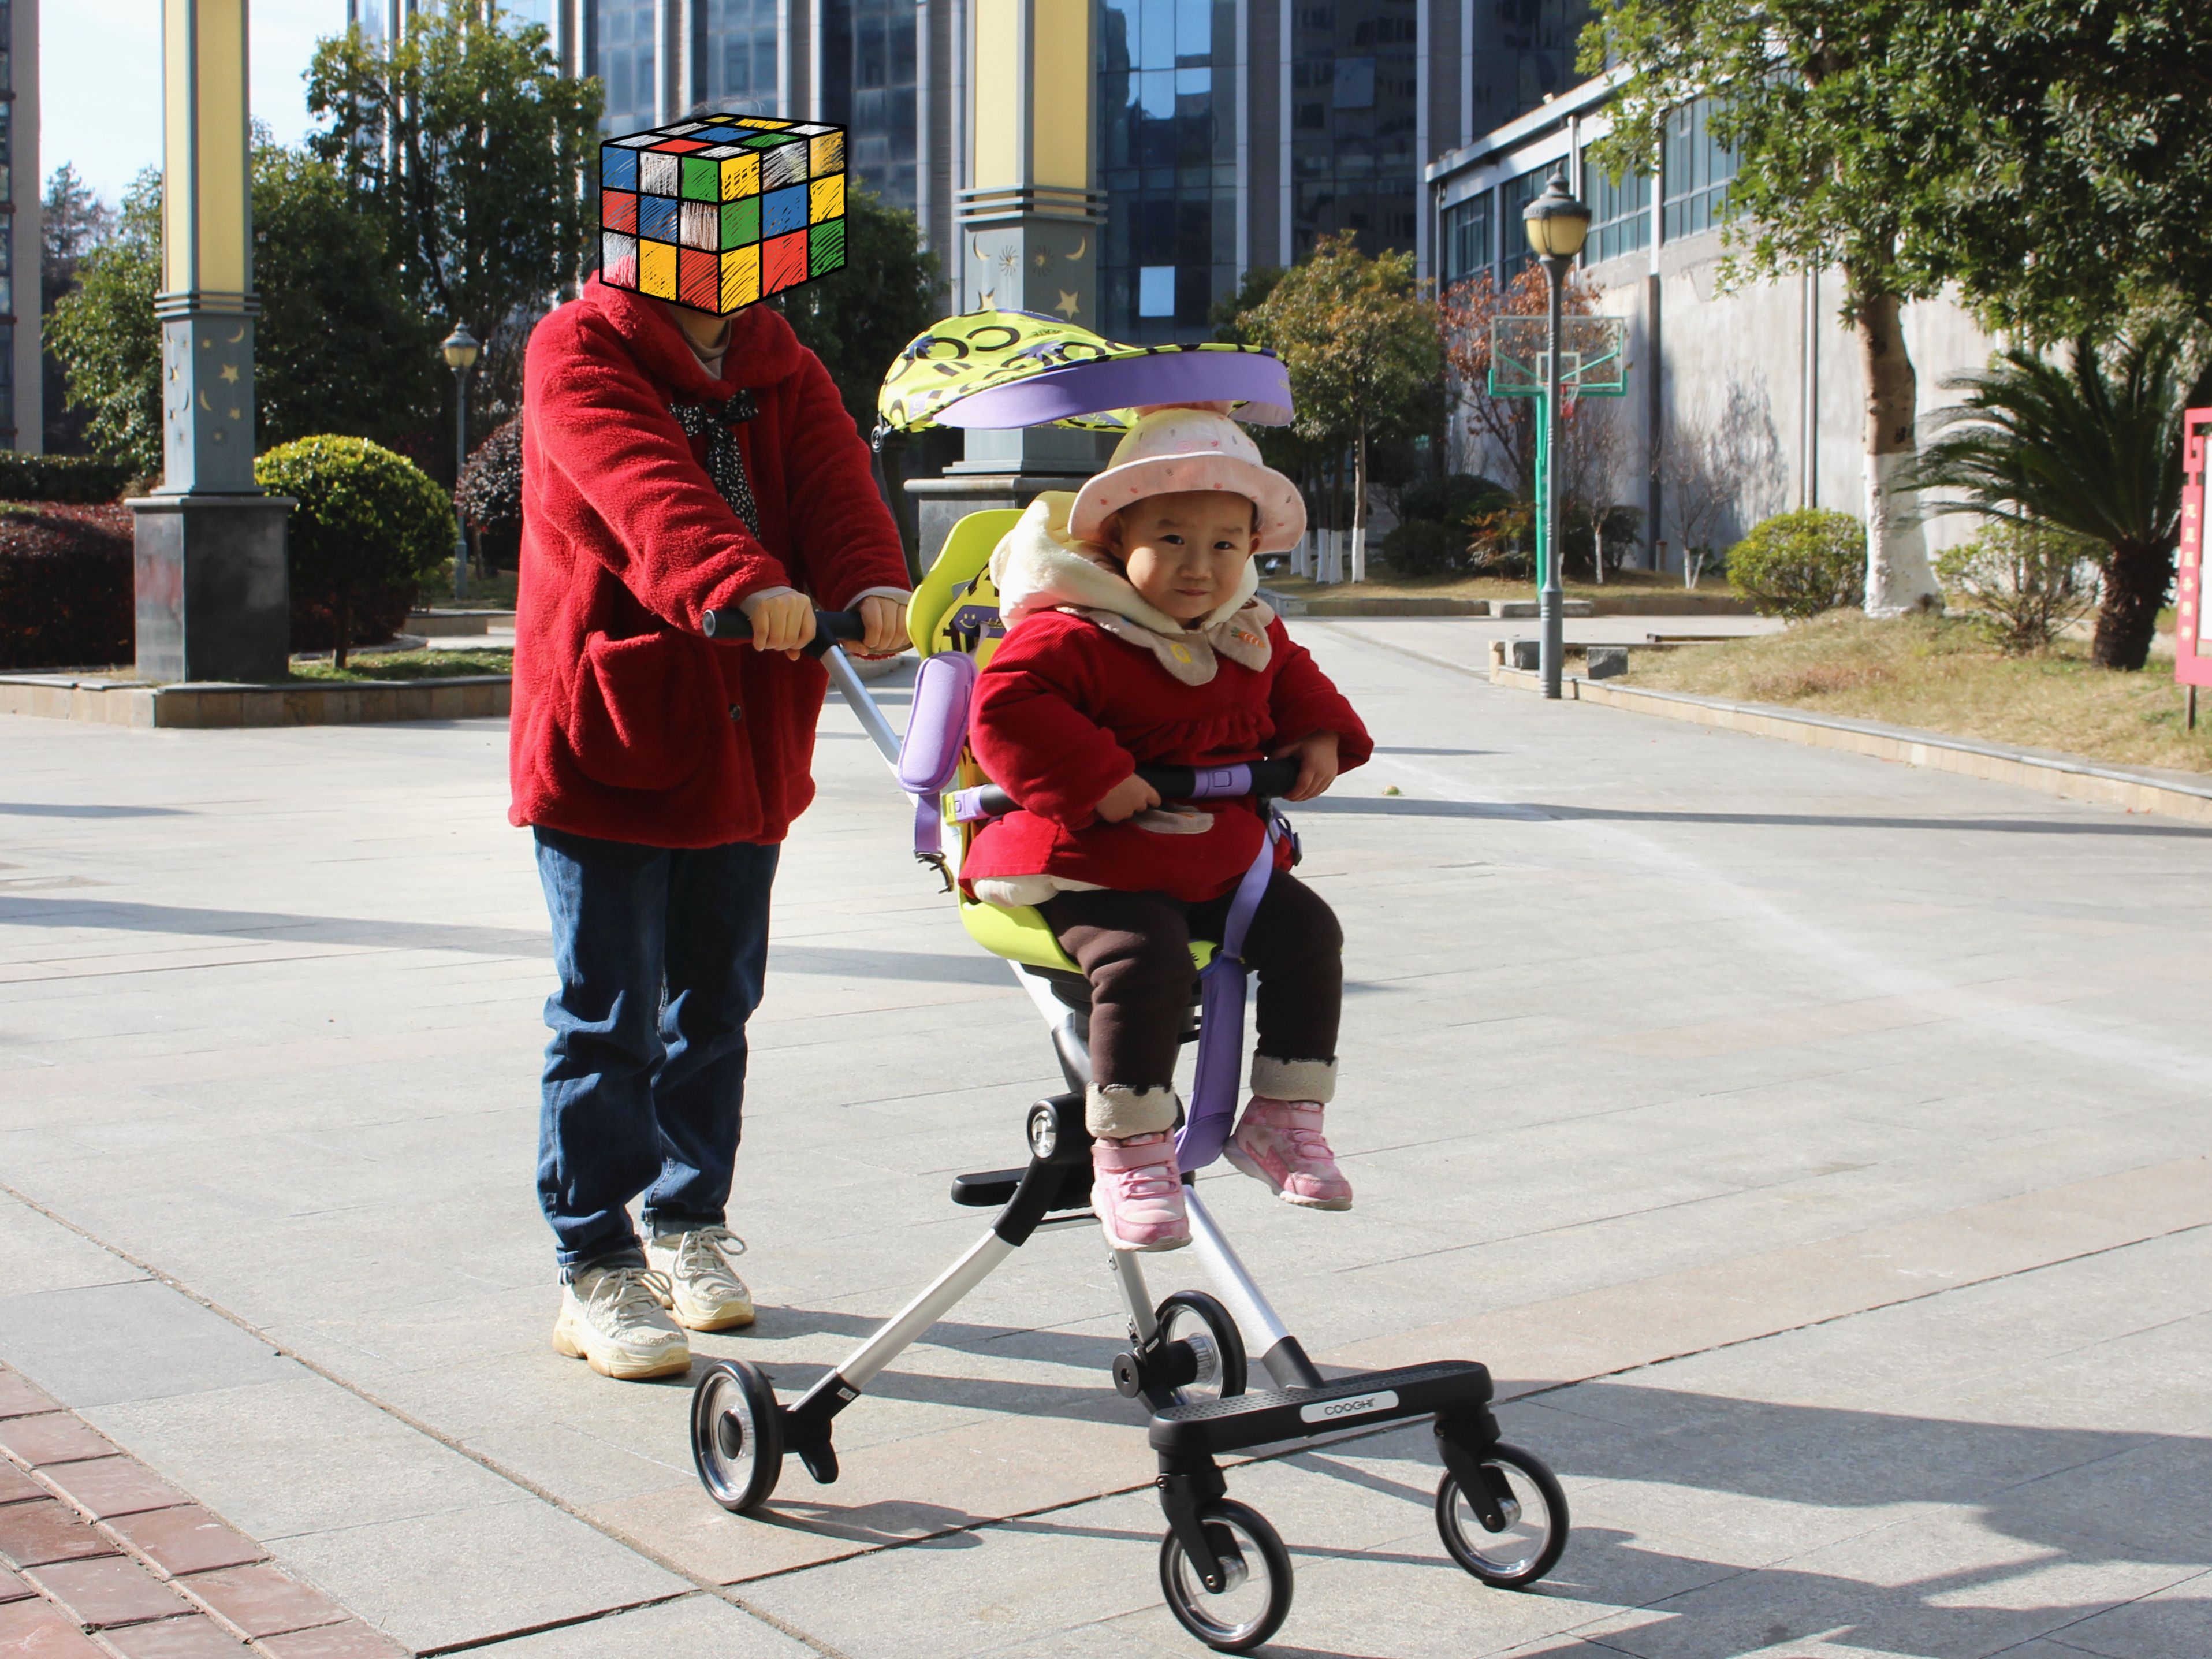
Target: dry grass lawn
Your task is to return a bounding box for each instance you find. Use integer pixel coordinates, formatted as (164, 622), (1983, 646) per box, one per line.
(1632, 612), (2212, 776)
(1261, 566), (1746, 608)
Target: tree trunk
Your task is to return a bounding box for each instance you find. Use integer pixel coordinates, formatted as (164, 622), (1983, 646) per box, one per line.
(333, 586), (351, 672)
(1351, 427), (1368, 583)
(2091, 538), (2174, 671)
(1854, 288), (1939, 616)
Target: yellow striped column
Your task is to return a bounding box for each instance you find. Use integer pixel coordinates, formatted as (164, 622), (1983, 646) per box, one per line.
(132, 0), (292, 682)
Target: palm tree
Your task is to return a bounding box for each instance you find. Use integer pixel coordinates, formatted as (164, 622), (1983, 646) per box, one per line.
(1911, 325), (2209, 670)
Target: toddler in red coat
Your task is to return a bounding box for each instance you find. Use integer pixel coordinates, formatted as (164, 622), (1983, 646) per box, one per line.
(965, 407), (1373, 1251)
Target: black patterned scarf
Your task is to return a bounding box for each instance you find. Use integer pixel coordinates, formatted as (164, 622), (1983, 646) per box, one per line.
(669, 391), (762, 536)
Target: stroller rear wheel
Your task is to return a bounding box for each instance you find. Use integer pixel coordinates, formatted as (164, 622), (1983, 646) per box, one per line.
(1158, 1500), (1293, 1652)
(691, 1359), (783, 1513)
(1435, 1442), (1568, 1587)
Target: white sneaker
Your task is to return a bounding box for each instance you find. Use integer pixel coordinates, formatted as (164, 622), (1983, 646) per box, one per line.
(646, 1225), (757, 1331)
(552, 1261), (691, 1379)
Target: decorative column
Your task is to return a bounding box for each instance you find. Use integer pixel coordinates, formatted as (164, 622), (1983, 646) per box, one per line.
(131, 0), (292, 684)
(907, 0), (1106, 564)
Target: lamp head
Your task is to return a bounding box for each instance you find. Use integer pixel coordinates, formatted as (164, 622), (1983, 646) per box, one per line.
(1522, 172), (1592, 261)
(441, 324), (482, 371)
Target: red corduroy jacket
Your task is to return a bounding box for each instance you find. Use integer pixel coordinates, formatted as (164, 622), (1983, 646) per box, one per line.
(963, 610), (1372, 903)
(509, 278), (909, 847)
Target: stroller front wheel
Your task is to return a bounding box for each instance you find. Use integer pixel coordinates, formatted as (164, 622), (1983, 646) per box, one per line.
(691, 1359), (784, 1513)
(1158, 1499), (1293, 1652)
(1435, 1442), (1568, 1587)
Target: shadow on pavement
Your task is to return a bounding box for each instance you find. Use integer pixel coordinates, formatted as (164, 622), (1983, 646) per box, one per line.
(1298, 794), (2212, 837)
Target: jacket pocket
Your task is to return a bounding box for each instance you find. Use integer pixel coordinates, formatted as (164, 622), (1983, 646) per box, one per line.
(565, 629), (714, 793)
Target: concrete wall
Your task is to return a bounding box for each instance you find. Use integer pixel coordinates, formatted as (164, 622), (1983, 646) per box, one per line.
(1454, 224), (2002, 573)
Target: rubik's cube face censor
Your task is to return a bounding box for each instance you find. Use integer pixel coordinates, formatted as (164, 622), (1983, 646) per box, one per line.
(598, 116), (848, 315)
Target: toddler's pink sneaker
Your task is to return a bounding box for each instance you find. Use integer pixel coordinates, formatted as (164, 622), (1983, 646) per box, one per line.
(1226, 1098), (1353, 1209)
(1092, 1132), (1190, 1251)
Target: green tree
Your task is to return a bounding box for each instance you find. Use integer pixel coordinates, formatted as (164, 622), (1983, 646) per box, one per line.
(1239, 235), (1442, 578)
(1897, 2), (2212, 339)
(40, 165), (118, 455)
(1908, 325), (2209, 671)
(46, 171), (163, 476)
(46, 144), (448, 478)
(1583, 0), (1953, 616)
(307, 6), (602, 364)
(254, 144), (444, 449)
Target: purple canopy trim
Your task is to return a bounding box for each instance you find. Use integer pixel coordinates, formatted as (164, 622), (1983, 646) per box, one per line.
(937, 349), (1294, 430)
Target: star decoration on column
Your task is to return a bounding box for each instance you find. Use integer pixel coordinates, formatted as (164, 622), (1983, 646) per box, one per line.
(1053, 290), (1081, 320)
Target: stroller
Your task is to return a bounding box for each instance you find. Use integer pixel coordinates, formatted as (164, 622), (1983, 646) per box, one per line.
(687, 318), (1567, 1653)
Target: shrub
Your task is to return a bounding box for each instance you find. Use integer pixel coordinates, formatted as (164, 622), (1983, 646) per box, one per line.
(1380, 518), (1461, 578)
(1398, 472), (1509, 530)
(1726, 509), (1866, 619)
(1935, 521), (2099, 655)
(255, 437), (453, 667)
(1467, 498), (1536, 579)
(0, 455), (134, 504)
(0, 504), (135, 670)
(455, 415), (524, 572)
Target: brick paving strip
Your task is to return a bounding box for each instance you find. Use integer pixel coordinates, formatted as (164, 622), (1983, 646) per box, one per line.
(0, 1367), (407, 1659)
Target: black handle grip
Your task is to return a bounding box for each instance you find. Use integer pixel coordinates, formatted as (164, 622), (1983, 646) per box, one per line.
(1138, 759), (1303, 799)
(701, 606), (866, 659)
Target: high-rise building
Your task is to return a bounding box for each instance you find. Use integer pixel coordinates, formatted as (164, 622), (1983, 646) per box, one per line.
(2, 0), (39, 452)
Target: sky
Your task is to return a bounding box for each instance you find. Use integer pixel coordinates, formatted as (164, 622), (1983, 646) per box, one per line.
(44, 2), (338, 207)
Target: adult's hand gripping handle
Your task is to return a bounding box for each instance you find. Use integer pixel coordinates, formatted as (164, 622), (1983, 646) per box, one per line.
(701, 606), (867, 659)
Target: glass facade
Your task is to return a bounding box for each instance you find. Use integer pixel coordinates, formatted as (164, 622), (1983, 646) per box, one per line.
(591, 0), (660, 131)
(1439, 190), (1491, 292)
(693, 0), (779, 115)
(1098, 0), (1237, 343)
(1466, 0), (1590, 147)
(1661, 96), (1736, 242)
(1290, 0), (1418, 259)
(1581, 155), (1650, 266)
(821, 0), (919, 210)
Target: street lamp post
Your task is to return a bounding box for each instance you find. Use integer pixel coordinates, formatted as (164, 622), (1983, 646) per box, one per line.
(441, 325), (482, 604)
(1522, 173), (1592, 701)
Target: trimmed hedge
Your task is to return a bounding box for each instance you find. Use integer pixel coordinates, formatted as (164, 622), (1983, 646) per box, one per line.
(0, 455), (135, 505)
(1727, 509), (1867, 619)
(0, 504), (135, 671)
(256, 436), (453, 663)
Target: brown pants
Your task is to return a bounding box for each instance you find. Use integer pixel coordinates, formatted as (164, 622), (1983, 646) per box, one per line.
(1039, 871), (1342, 1098)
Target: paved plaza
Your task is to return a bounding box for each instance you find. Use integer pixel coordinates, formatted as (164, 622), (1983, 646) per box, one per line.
(1, 618), (2207, 1658)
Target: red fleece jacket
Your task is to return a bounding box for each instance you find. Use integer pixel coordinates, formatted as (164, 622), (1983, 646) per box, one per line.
(963, 611), (1372, 903)
(509, 278), (908, 847)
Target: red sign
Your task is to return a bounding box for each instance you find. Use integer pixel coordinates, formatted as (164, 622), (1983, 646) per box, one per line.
(2180, 408), (2212, 690)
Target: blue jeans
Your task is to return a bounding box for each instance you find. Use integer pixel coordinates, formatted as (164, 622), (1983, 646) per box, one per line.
(534, 825), (779, 1272)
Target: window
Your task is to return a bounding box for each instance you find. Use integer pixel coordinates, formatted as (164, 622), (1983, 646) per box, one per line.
(1289, 0), (1420, 260)
(821, 0), (918, 209)
(589, 0), (659, 132)
(1581, 157), (1650, 266)
(1662, 96), (1737, 241)
(1439, 191), (1492, 292)
(692, 0), (777, 115)
(1099, 0), (1236, 341)
(1496, 165), (1549, 289)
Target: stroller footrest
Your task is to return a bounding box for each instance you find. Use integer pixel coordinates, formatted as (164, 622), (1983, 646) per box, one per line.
(951, 1164), (1093, 1211)
(1148, 1360), (1493, 1457)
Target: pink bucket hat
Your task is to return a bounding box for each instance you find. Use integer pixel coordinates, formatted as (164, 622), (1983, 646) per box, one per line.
(1068, 407), (1306, 555)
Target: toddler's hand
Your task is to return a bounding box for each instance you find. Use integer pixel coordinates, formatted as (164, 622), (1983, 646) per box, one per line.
(1094, 773), (1161, 824)
(1271, 731), (1340, 802)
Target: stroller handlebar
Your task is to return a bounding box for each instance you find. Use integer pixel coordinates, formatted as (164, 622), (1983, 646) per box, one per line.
(962, 758), (1302, 824)
(702, 605), (867, 659)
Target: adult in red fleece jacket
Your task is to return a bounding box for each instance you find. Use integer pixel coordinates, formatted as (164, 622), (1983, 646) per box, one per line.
(515, 276), (908, 1381)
